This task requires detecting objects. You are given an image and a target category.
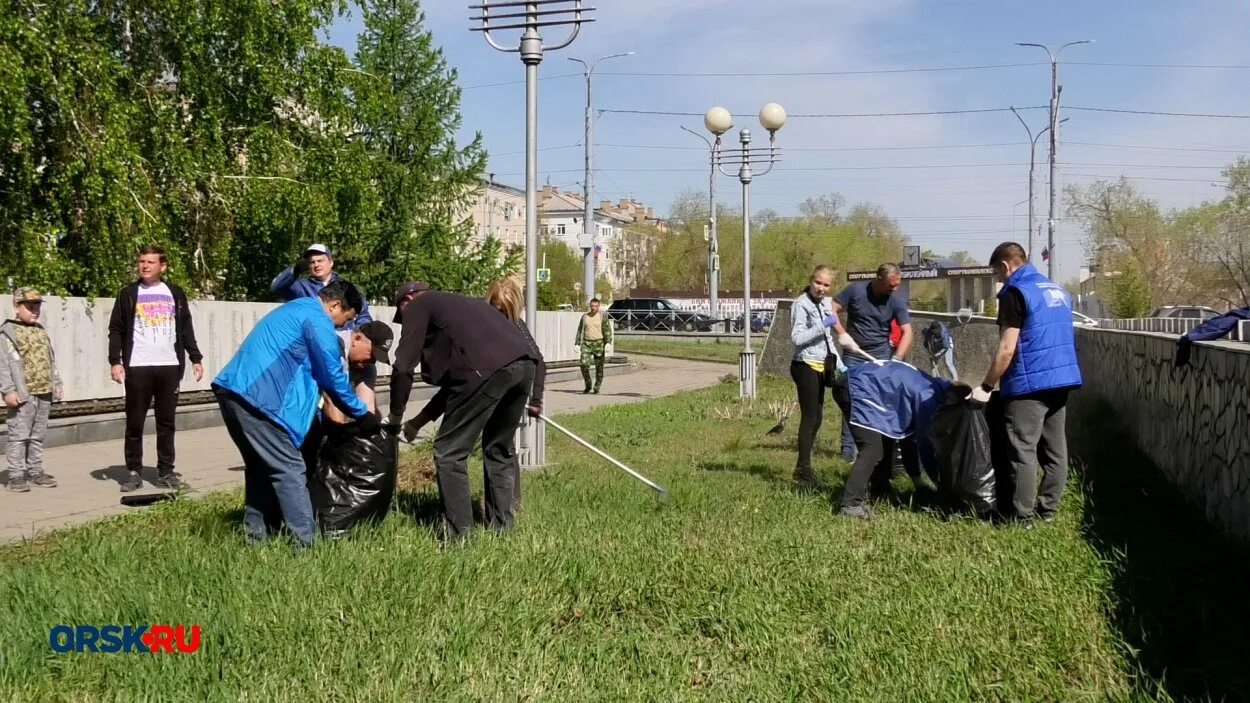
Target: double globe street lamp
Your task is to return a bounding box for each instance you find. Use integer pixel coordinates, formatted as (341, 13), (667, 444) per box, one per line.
(704, 103), (787, 398)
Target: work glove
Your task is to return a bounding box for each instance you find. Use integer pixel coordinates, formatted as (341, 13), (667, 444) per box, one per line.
(527, 404), (542, 418)
(837, 332), (869, 360)
(355, 412), (381, 435)
(402, 417), (426, 444)
(294, 257), (311, 277)
(822, 314), (837, 328)
(574, 345), (581, 354)
(968, 385), (993, 405)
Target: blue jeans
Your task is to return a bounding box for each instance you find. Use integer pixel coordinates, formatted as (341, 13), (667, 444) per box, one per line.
(839, 343), (892, 460)
(216, 390), (316, 547)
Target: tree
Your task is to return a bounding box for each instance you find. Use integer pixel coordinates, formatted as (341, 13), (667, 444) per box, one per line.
(0, 0), (514, 301)
(798, 193), (845, 225)
(536, 237), (582, 309)
(351, 0), (516, 297)
(1108, 256), (1153, 318)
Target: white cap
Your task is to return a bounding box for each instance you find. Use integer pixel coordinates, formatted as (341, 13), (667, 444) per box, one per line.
(304, 243), (331, 257)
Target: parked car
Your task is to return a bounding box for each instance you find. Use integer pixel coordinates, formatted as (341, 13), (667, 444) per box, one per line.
(1149, 305), (1220, 320)
(730, 312), (774, 334)
(608, 298), (717, 332)
(1072, 311), (1099, 327)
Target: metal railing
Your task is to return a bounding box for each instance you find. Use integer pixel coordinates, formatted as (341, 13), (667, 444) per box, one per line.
(1095, 316), (1249, 342)
(607, 309), (775, 334)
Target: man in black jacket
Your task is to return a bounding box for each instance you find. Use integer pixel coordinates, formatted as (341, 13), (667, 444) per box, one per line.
(107, 246), (203, 491)
(388, 281), (544, 540)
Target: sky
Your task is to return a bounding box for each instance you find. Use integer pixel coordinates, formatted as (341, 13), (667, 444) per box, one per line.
(326, 0), (1250, 284)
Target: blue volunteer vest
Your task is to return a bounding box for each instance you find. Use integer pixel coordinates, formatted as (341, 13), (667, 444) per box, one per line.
(998, 263), (1083, 398)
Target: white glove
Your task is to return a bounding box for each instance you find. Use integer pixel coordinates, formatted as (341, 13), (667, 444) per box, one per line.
(838, 333), (875, 361)
(968, 385), (992, 404)
(574, 345), (581, 354)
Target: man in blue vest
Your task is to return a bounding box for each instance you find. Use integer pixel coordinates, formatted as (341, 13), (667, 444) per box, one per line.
(971, 242), (1082, 527)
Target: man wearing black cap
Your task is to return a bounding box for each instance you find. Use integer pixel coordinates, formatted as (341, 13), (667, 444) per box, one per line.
(388, 281), (544, 540)
(321, 320), (393, 422)
(270, 243), (373, 329)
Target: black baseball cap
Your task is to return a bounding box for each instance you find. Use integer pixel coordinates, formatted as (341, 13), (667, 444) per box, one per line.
(357, 321), (394, 365)
(391, 281), (431, 322)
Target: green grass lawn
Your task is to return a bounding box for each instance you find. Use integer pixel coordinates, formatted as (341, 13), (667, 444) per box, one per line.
(613, 337), (740, 364)
(1, 378), (1246, 700)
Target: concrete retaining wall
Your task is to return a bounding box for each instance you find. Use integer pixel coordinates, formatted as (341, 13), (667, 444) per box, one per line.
(760, 307), (1250, 540)
(24, 297), (589, 403)
(1072, 329), (1250, 541)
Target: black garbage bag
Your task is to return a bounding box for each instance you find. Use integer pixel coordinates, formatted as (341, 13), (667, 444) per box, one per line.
(928, 401), (997, 515)
(310, 424), (398, 535)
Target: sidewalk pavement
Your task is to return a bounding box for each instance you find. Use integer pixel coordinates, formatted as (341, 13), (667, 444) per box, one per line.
(0, 356), (731, 544)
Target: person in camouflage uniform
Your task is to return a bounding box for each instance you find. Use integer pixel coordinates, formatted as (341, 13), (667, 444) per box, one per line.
(1, 288), (64, 492)
(574, 298), (613, 394)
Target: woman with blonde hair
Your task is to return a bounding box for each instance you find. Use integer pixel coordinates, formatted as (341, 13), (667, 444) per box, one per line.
(789, 264), (842, 488)
(485, 278), (524, 322)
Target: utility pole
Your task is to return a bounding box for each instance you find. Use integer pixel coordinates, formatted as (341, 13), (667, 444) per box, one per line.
(1010, 108), (1067, 260)
(1017, 40), (1092, 278)
(570, 52), (632, 304)
(681, 125), (719, 324)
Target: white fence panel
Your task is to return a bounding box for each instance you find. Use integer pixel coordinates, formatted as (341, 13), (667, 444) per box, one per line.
(34, 297), (586, 402)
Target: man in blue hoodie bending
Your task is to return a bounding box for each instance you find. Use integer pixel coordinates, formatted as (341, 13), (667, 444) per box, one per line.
(213, 281), (378, 547)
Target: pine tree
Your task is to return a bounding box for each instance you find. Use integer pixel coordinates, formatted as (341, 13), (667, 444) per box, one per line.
(352, 0), (517, 297)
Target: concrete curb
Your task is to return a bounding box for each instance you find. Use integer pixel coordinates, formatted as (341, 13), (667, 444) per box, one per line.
(4, 361), (637, 450)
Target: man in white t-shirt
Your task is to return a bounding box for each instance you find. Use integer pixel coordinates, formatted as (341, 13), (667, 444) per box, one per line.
(107, 246), (204, 492)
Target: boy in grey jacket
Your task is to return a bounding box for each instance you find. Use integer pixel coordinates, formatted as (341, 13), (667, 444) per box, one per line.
(1, 288), (63, 492)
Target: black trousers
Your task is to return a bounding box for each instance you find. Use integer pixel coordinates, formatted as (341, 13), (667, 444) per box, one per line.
(124, 365), (182, 473)
(790, 361), (825, 471)
(839, 426), (926, 509)
(432, 360), (536, 539)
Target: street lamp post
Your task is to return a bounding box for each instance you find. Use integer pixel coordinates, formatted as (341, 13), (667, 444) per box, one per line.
(707, 103), (786, 398)
(471, 0), (592, 466)
(570, 51), (633, 303)
(680, 125), (719, 326)
(1017, 39), (1092, 278)
(1010, 108), (1069, 259)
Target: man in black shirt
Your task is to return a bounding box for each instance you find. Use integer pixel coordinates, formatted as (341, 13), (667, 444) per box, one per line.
(388, 282), (544, 540)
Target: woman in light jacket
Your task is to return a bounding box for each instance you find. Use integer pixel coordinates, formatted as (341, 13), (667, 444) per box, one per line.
(789, 264), (843, 487)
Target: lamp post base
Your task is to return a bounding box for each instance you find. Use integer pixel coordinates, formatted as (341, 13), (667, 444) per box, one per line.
(518, 415), (546, 468)
(739, 350), (757, 398)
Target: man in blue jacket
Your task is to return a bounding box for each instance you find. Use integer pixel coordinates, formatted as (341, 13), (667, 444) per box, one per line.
(833, 359), (964, 519)
(213, 281), (378, 547)
(972, 242), (1082, 527)
(270, 243), (372, 329)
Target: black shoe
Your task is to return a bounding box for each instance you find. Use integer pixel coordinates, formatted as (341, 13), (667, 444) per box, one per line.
(1037, 511), (1057, 524)
(582, 387), (592, 394)
(792, 469), (827, 490)
(29, 473), (57, 488)
(152, 472), (185, 490)
(120, 471), (143, 492)
(592, 388), (601, 394)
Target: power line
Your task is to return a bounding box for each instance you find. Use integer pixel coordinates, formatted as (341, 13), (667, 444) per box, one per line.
(596, 62), (1046, 78)
(601, 105), (1250, 120)
(488, 143), (582, 157)
(1067, 106), (1250, 119)
(597, 139), (1250, 155)
(1063, 172), (1228, 183)
(598, 141), (1029, 153)
(1069, 61), (1250, 70)
(600, 106), (1047, 118)
(463, 73), (578, 90)
(1067, 141), (1250, 154)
